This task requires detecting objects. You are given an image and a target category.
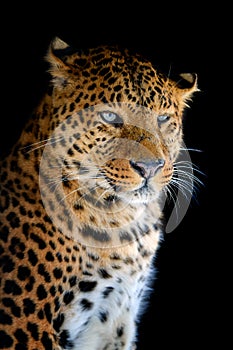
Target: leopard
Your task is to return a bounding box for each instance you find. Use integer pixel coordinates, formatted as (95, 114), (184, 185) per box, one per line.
(0, 37), (198, 350)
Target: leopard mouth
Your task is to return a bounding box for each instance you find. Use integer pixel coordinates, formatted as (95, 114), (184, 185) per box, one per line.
(104, 176), (159, 204)
(106, 177), (146, 193)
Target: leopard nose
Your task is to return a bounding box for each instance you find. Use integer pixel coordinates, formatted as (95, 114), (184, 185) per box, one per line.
(130, 159), (165, 179)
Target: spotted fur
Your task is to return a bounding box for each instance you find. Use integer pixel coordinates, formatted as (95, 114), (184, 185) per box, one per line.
(0, 37), (198, 349)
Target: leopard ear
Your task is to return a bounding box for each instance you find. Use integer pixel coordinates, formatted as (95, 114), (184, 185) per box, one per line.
(177, 73), (199, 103)
(45, 37), (75, 88)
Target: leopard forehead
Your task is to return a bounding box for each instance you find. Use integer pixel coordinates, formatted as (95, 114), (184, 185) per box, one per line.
(46, 38), (198, 118)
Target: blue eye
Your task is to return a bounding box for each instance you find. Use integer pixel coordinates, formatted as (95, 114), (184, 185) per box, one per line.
(157, 115), (170, 123)
(99, 111), (123, 126)
(100, 111), (118, 122)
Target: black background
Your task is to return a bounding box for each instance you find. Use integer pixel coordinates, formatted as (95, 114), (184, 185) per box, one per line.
(0, 3), (223, 349)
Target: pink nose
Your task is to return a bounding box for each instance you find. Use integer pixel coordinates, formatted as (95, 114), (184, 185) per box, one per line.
(130, 159), (165, 179)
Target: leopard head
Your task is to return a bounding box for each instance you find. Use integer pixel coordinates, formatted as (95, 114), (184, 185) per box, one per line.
(38, 37), (198, 246)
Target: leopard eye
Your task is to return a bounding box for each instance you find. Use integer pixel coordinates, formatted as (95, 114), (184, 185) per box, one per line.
(99, 111), (123, 125)
(157, 115), (170, 124)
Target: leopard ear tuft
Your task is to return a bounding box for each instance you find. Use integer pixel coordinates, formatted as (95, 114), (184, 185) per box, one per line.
(45, 37), (74, 88)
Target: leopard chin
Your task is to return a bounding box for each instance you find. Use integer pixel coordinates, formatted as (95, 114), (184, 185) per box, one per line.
(118, 185), (162, 204)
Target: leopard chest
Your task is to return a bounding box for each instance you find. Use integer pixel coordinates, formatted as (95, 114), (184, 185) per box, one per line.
(57, 260), (154, 349)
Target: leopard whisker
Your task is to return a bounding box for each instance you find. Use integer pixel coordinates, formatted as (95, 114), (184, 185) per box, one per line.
(169, 178), (193, 199)
(58, 187), (83, 205)
(168, 162), (204, 204)
(48, 172), (105, 193)
(162, 184), (180, 221)
(58, 175), (108, 205)
(179, 147), (203, 152)
(20, 135), (64, 153)
(173, 168), (204, 188)
(163, 184), (179, 206)
(173, 161), (205, 184)
(94, 186), (112, 206)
